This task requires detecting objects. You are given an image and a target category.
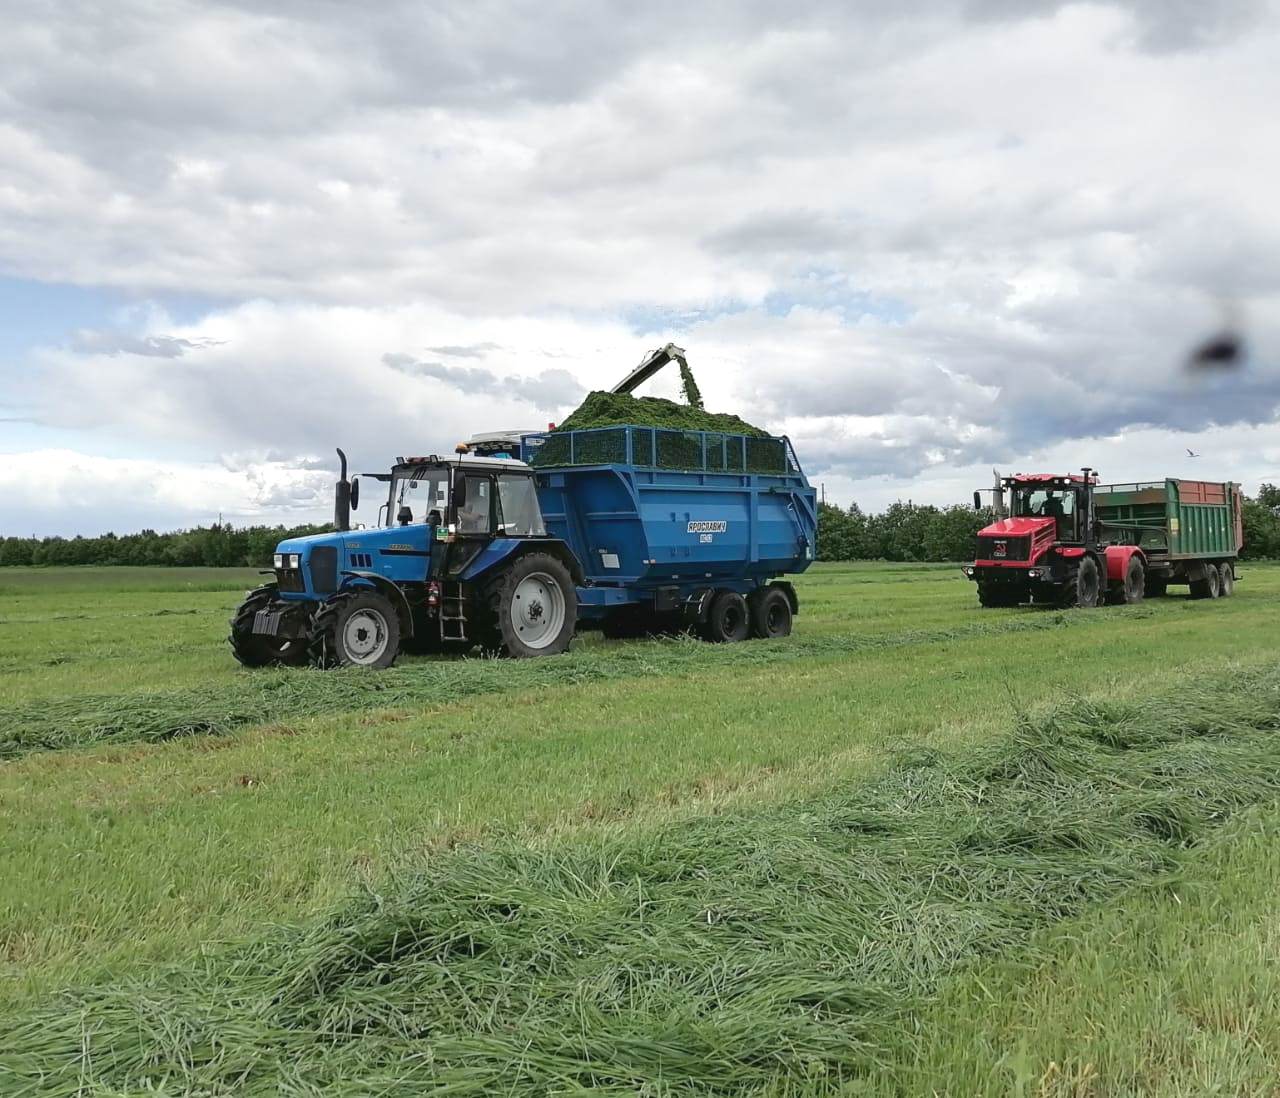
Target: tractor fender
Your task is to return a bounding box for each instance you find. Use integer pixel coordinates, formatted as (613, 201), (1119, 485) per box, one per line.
(338, 571), (415, 638)
(458, 538), (585, 586)
(1102, 545), (1146, 584)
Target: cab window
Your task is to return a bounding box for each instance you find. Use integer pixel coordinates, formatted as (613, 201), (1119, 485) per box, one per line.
(457, 475), (492, 534)
(496, 475), (545, 536)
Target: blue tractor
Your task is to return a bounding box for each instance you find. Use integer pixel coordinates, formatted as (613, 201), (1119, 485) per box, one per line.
(228, 449), (583, 668)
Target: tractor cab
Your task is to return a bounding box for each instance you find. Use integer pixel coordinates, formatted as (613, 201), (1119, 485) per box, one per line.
(1004, 473), (1094, 545)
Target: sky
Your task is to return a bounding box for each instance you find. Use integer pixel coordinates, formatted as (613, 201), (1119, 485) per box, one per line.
(1, 0), (1278, 537)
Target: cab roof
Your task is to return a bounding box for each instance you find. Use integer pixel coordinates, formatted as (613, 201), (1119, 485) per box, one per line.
(1007, 472), (1096, 485)
(395, 454), (531, 472)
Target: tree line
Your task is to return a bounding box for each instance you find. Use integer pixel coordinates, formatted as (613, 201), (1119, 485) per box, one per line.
(3, 486), (1279, 567)
(0, 523), (329, 568)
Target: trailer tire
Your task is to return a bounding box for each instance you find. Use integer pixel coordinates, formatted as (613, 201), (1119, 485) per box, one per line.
(1110, 555), (1145, 605)
(1062, 557), (1101, 609)
(701, 590), (749, 643)
(1191, 565), (1221, 600)
(229, 586), (308, 668)
(478, 552), (577, 658)
(309, 591), (401, 669)
(1218, 562), (1235, 597)
(749, 587), (792, 639)
(1144, 574), (1169, 598)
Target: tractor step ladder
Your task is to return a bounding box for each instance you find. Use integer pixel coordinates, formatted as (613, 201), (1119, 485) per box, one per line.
(440, 582), (468, 642)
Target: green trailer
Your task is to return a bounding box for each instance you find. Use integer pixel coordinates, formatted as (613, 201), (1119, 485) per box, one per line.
(1093, 478), (1243, 598)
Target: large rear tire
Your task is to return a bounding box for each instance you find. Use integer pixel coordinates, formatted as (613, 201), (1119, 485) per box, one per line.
(229, 585), (308, 668)
(478, 552), (577, 658)
(748, 587), (793, 639)
(701, 590), (749, 642)
(310, 591), (401, 669)
(1190, 564), (1221, 600)
(1109, 555), (1145, 605)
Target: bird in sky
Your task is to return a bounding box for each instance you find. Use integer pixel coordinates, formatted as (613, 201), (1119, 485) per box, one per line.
(1187, 448), (1201, 458)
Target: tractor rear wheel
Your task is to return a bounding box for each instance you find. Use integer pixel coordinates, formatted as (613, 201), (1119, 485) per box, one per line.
(1218, 562), (1235, 597)
(749, 587), (793, 639)
(229, 586), (308, 668)
(701, 590), (749, 642)
(479, 552), (577, 658)
(1110, 555), (1145, 605)
(310, 591), (401, 668)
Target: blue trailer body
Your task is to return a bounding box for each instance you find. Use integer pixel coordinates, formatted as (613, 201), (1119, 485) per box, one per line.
(524, 425), (816, 617)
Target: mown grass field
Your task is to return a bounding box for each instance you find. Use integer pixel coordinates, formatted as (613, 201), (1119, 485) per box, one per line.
(3, 562), (1280, 1094)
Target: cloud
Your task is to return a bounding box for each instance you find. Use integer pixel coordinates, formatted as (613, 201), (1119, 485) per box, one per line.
(69, 329), (224, 357)
(1, 0), (1279, 530)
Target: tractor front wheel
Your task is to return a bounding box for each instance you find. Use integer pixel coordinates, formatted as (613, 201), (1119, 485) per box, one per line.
(480, 552), (577, 658)
(1062, 557), (1101, 608)
(229, 586), (308, 668)
(310, 591), (401, 668)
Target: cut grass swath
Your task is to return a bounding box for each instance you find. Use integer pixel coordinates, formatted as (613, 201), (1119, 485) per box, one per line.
(5, 664), (1280, 1095)
(1, 607), (1141, 761)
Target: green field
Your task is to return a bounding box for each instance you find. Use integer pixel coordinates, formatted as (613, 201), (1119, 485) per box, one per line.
(3, 563), (1280, 1094)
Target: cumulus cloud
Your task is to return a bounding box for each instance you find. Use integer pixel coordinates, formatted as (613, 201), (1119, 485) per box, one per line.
(1, 0), (1278, 532)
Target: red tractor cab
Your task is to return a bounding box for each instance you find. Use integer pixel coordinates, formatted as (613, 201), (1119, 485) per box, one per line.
(963, 468), (1146, 608)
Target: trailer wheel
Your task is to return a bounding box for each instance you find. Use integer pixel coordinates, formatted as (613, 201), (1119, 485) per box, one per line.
(1190, 565), (1221, 600)
(1062, 557), (1101, 608)
(479, 552), (577, 658)
(701, 591), (749, 643)
(229, 586), (308, 668)
(1144, 574), (1169, 598)
(749, 587), (792, 639)
(1218, 563), (1235, 597)
(1111, 555), (1145, 605)
(310, 591), (401, 669)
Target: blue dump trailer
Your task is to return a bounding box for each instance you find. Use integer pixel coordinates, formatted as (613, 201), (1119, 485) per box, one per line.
(229, 426), (817, 668)
(525, 425), (816, 639)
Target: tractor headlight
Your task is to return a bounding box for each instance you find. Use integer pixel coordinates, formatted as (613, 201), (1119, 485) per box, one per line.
(963, 566), (975, 576)
(273, 553), (284, 568)
(288, 553), (301, 568)
(1028, 569), (1041, 579)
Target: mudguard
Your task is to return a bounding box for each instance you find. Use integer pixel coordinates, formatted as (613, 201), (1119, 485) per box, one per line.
(338, 571), (415, 637)
(458, 538), (585, 585)
(1103, 545), (1145, 584)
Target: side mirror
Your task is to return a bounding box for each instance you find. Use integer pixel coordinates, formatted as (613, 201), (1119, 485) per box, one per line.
(349, 477), (360, 511)
(973, 490), (982, 511)
(453, 476), (467, 508)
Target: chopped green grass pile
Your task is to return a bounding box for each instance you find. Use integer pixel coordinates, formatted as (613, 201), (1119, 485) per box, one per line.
(2, 609), (1118, 761)
(554, 389), (770, 436)
(6, 665), (1280, 1095)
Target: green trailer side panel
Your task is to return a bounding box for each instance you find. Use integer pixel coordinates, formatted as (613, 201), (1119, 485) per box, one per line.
(1095, 478), (1241, 560)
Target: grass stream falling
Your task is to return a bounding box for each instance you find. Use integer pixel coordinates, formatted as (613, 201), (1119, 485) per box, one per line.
(4, 608), (1148, 760)
(6, 665), (1280, 1094)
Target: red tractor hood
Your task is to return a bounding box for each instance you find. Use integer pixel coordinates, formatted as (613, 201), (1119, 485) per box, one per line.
(978, 516), (1055, 539)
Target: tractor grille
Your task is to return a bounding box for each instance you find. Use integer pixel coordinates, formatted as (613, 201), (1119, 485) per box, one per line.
(276, 567), (305, 593)
(977, 535), (1030, 562)
(310, 546), (338, 594)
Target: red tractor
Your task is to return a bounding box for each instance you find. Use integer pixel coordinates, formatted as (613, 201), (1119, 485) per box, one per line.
(963, 468), (1144, 609)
